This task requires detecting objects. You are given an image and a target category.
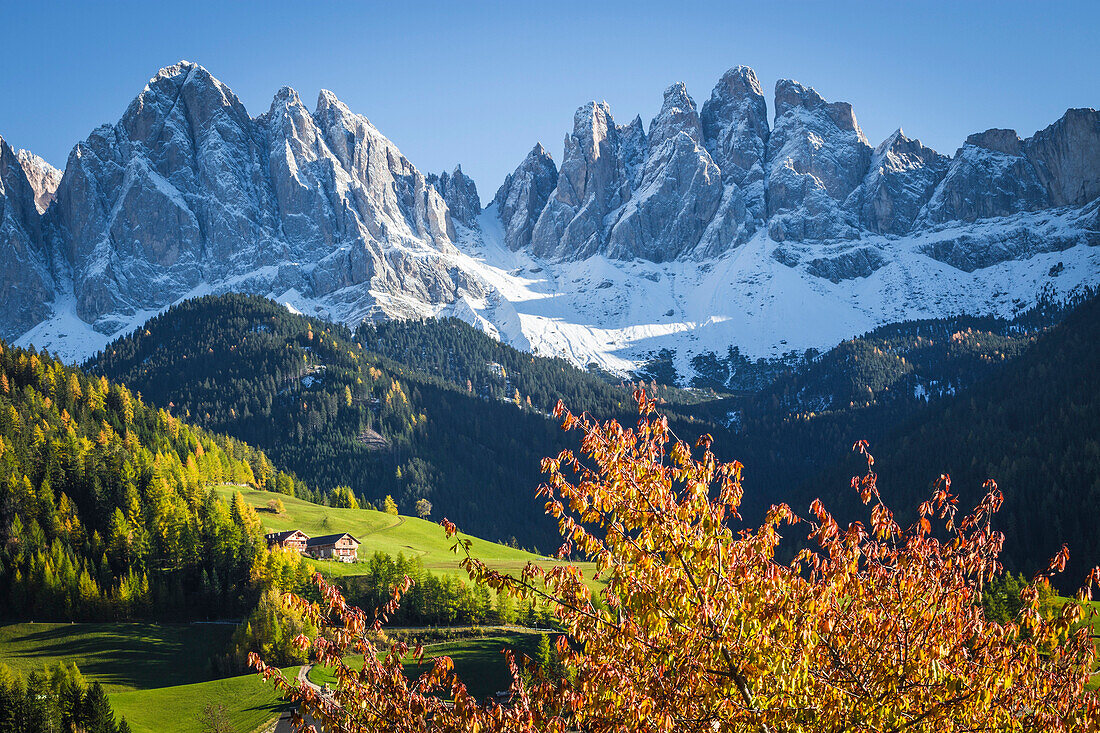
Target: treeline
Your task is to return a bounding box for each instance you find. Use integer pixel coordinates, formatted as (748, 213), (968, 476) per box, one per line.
(688, 346), (815, 393)
(0, 341), (309, 620)
(338, 552), (556, 628)
(88, 296), (628, 550)
(758, 324), (1036, 415)
(687, 288), (1093, 399)
(357, 317), (636, 416)
(0, 662), (129, 733)
(839, 292), (1100, 588)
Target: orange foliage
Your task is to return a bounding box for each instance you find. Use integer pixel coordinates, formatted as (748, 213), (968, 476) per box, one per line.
(253, 391), (1099, 732)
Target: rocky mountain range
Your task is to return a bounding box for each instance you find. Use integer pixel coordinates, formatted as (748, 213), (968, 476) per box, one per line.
(495, 66), (1099, 259)
(3, 61), (1099, 377)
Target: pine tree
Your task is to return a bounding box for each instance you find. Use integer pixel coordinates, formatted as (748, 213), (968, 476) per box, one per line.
(80, 682), (117, 733)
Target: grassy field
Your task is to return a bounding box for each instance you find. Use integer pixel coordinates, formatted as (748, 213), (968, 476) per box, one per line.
(214, 485), (591, 580)
(110, 668), (296, 733)
(0, 622), (234, 692)
(306, 633), (544, 701)
(0, 622), (291, 733)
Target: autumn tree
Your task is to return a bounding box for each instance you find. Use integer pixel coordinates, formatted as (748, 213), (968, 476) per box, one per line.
(330, 486), (359, 510)
(415, 499), (432, 519)
(253, 392), (1100, 732)
(232, 589), (317, 670)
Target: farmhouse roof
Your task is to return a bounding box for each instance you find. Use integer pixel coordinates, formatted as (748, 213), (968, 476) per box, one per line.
(306, 533), (360, 547)
(267, 529), (307, 541)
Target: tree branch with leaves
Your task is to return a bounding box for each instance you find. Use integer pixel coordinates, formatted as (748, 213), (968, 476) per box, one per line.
(252, 390), (1100, 732)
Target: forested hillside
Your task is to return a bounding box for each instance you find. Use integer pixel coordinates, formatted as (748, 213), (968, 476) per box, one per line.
(669, 293), (1100, 586)
(829, 293), (1100, 587)
(0, 341), (311, 621)
(86, 291), (1100, 578)
(756, 292), (1092, 415)
(357, 317), (704, 412)
(89, 296), (610, 551)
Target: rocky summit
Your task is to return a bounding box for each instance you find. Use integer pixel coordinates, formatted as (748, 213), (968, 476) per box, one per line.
(499, 71), (1099, 260)
(3, 61), (1100, 378)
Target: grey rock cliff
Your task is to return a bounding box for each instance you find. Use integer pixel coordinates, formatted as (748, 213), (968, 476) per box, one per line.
(0, 136), (53, 339)
(16, 150), (62, 214)
(499, 67), (1098, 268)
(428, 165), (481, 228)
(700, 65), (769, 218)
(529, 102), (631, 259)
(46, 62), (474, 332)
(696, 66), (771, 253)
(492, 143), (558, 251)
(1025, 108), (1100, 207)
(4, 61), (1100, 365)
(53, 61), (277, 323)
(764, 79), (871, 242)
(607, 83), (724, 261)
(858, 129), (949, 235)
(916, 129), (1048, 226)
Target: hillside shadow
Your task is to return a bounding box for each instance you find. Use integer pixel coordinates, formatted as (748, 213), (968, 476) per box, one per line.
(0, 623), (232, 690)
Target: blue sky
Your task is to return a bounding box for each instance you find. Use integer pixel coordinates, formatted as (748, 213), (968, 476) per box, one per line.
(2, 0), (1097, 200)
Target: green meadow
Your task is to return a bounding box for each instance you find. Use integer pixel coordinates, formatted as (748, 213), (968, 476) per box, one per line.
(0, 622), (293, 732)
(305, 633), (545, 701)
(0, 622), (233, 692)
(109, 669), (297, 733)
(214, 485), (591, 580)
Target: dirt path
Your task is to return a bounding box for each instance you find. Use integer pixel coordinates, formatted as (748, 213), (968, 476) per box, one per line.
(296, 663), (321, 692)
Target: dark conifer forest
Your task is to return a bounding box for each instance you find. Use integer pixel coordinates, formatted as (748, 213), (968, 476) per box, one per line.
(82, 291), (1100, 581)
(89, 296), (590, 550)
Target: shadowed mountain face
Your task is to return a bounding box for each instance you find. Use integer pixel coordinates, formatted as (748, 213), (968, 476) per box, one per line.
(2, 61), (1098, 379)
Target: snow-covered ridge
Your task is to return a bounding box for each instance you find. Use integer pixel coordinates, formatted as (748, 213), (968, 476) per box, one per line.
(2, 61), (1099, 379)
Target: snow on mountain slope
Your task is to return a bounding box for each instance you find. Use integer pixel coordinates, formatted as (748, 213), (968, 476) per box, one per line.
(4, 61), (1100, 380)
(12, 194), (1100, 376)
(428, 204), (1099, 377)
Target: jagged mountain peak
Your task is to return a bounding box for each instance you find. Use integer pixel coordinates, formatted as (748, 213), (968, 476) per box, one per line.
(0, 135), (53, 340)
(270, 85), (304, 107)
(316, 88), (351, 114)
(570, 101), (616, 149)
(148, 59), (199, 84)
(649, 82), (703, 148)
(700, 64), (769, 190)
(18, 60), (477, 343)
(874, 127), (906, 155)
(428, 165), (481, 228)
(15, 148), (61, 214)
(713, 65), (765, 99)
(530, 141), (553, 159)
(136, 60), (241, 112)
(766, 78), (871, 241)
(966, 128), (1024, 156)
(5, 60), (1100, 384)
(773, 78), (867, 144)
(1026, 107), (1100, 207)
(871, 128), (943, 168)
(493, 141), (559, 251)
